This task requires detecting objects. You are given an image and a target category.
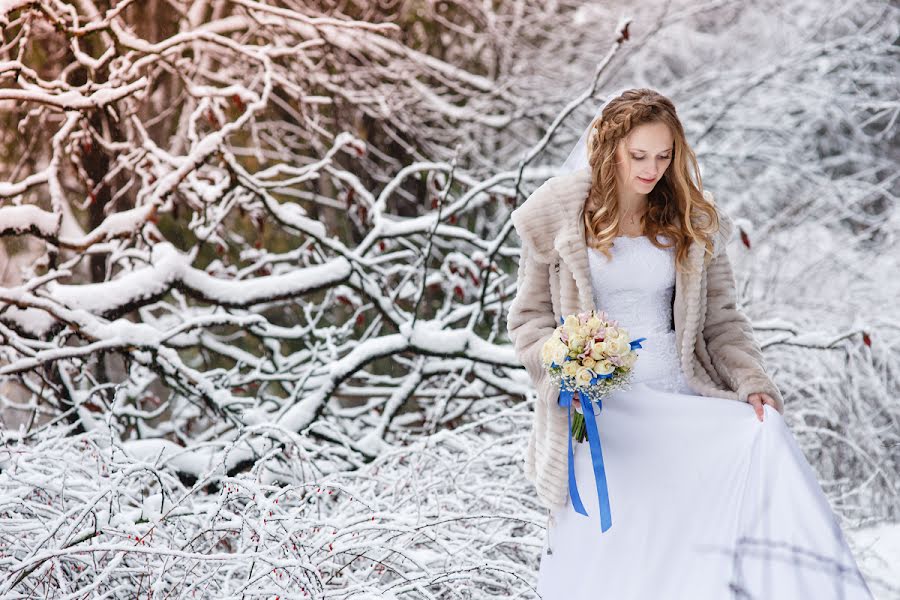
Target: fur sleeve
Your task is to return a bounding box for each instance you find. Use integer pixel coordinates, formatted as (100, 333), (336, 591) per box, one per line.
(702, 242), (785, 411)
(506, 239), (559, 403)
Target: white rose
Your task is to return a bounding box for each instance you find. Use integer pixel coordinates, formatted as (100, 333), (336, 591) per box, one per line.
(549, 339), (569, 365)
(562, 315), (580, 333)
(541, 338), (555, 364)
(594, 359), (615, 376)
(590, 340), (607, 359)
(605, 330), (631, 356)
(575, 366), (594, 386)
(568, 334), (586, 352)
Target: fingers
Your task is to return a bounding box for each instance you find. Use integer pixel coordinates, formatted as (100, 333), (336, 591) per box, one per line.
(748, 395), (764, 421)
(571, 391), (582, 413)
(756, 392), (783, 417)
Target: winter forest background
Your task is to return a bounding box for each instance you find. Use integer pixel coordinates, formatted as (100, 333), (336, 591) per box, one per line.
(0, 0), (898, 597)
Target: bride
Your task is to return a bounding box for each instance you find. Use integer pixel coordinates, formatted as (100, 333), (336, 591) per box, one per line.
(506, 88), (875, 598)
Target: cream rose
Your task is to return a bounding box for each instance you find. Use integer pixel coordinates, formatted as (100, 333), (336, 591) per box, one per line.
(549, 339), (569, 365)
(540, 338), (554, 364)
(575, 366), (594, 386)
(568, 334), (586, 353)
(605, 330), (631, 356)
(614, 338), (632, 356)
(594, 359), (615, 376)
(563, 315), (580, 333)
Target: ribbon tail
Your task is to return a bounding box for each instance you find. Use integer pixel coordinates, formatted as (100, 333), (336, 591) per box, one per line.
(560, 388), (587, 517)
(581, 394), (613, 532)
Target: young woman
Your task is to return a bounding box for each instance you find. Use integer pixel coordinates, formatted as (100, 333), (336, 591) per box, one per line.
(506, 88), (874, 599)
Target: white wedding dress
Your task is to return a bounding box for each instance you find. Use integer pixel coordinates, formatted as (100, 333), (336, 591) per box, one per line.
(535, 234), (875, 599)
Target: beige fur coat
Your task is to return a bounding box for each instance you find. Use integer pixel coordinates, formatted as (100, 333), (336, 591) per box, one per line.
(506, 166), (784, 511)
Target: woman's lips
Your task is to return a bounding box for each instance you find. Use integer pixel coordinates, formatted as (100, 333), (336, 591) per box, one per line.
(637, 176), (655, 184)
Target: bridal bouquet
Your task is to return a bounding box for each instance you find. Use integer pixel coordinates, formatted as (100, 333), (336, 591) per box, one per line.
(540, 310), (645, 442)
(539, 310), (645, 533)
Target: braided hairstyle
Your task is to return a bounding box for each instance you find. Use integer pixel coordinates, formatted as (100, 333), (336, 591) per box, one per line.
(583, 88), (720, 273)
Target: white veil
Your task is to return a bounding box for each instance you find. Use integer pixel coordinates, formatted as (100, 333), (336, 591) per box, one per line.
(557, 89), (629, 176)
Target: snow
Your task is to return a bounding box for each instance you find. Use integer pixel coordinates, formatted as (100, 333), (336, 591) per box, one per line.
(1, 422), (896, 598)
(0, 0), (30, 17)
(0, 77), (148, 110)
(58, 204), (156, 248)
(0, 204), (61, 236)
(29, 242), (353, 316)
(400, 317), (519, 368)
(0, 170), (49, 197)
(123, 438), (219, 475)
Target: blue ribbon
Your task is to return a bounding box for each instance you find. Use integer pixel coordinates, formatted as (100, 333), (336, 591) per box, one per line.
(558, 387), (612, 532)
(549, 316), (647, 533)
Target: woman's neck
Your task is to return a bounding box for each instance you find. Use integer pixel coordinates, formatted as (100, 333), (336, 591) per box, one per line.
(617, 189), (649, 220)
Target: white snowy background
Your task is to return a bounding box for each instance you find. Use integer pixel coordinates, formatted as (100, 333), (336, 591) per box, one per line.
(0, 0), (897, 598)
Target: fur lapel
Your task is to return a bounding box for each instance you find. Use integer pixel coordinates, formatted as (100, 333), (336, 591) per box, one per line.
(510, 166), (733, 370)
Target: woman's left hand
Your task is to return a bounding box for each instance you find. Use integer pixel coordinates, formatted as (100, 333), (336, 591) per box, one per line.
(747, 392), (782, 421)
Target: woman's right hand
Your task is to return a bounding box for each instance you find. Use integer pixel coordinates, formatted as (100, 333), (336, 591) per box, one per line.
(573, 391), (582, 412)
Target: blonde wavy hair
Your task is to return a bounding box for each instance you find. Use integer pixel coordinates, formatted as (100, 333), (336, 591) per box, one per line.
(584, 88), (720, 274)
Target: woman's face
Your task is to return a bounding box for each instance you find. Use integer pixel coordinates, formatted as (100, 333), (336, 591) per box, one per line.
(614, 121), (674, 196)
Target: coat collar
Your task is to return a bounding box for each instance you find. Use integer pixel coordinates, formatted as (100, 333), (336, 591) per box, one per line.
(510, 166), (733, 365)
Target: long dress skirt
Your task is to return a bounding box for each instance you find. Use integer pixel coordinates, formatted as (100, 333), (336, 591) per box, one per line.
(535, 380), (876, 599)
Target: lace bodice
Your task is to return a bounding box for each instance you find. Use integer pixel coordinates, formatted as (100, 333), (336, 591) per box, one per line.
(587, 235), (694, 394)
